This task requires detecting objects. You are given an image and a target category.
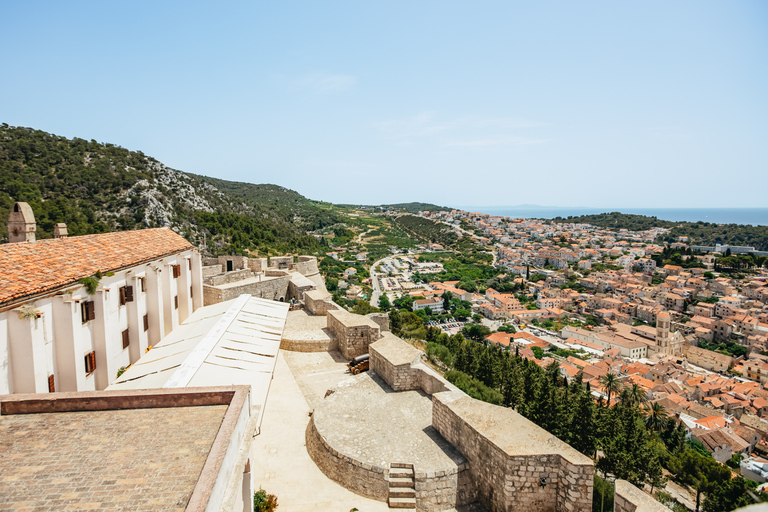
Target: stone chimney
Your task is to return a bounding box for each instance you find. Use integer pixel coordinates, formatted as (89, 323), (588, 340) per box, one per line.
(8, 202), (36, 243)
(53, 223), (68, 239)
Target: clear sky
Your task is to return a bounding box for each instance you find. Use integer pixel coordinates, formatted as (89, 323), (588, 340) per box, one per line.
(2, 1), (767, 209)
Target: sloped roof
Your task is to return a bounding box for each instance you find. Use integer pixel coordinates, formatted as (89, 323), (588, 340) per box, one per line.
(0, 228), (191, 306)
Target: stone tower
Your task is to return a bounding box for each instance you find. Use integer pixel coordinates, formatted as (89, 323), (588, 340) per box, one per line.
(8, 202), (36, 243)
(656, 311), (671, 350)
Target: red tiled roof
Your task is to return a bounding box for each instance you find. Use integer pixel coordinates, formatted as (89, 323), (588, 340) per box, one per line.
(0, 228), (192, 306)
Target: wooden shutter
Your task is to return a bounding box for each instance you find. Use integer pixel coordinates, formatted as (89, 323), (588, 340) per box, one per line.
(85, 351), (96, 374)
(81, 302), (88, 323)
(190, 286), (193, 298)
(140, 277), (146, 292)
(143, 314), (149, 332)
(125, 285), (134, 302)
(87, 301), (96, 321)
(188, 259), (192, 270)
(174, 296), (179, 309)
(48, 374), (55, 393)
(119, 287), (126, 305)
(122, 329), (130, 349)
(173, 264), (181, 278)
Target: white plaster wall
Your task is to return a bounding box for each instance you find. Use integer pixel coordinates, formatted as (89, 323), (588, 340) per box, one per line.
(0, 314), (11, 394)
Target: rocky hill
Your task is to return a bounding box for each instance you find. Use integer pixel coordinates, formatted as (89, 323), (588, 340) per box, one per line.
(0, 123), (341, 255)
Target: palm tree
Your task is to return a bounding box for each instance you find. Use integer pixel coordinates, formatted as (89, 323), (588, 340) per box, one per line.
(622, 383), (648, 408)
(599, 372), (622, 407)
(644, 402), (669, 432)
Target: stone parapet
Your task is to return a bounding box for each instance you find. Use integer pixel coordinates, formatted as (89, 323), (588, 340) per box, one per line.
(291, 256), (319, 276)
(327, 309), (381, 360)
(366, 313), (390, 332)
(204, 269), (252, 287)
(614, 480), (668, 512)
(306, 415), (389, 501)
(432, 392), (594, 512)
(305, 290), (339, 316)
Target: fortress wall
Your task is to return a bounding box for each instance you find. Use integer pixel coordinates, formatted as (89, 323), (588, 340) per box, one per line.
(292, 256), (319, 276)
(366, 313), (390, 332)
(247, 258), (268, 272)
(614, 480), (669, 512)
(305, 417), (388, 501)
(432, 392), (593, 512)
(287, 273), (316, 302)
(327, 310), (380, 360)
(203, 276), (290, 306)
(305, 290), (339, 316)
(205, 269), (253, 286)
(269, 256), (293, 270)
(280, 335), (337, 353)
(369, 337), (421, 391)
(415, 467), (477, 511)
(202, 265), (223, 278)
(264, 270), (288, 278)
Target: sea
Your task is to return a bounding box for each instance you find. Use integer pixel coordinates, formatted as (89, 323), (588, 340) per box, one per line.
(454, 206), (768, 227)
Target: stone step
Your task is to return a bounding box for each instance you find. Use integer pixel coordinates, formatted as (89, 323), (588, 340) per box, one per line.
(388, 497), (416, 509)
(390, 462), (414, 470)
(389, 468), (414, 478)
(389, 488), (416, 498)
(389, 477), (415, 488)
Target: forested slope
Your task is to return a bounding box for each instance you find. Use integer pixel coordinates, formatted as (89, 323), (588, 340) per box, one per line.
(0, 123), (341, 254)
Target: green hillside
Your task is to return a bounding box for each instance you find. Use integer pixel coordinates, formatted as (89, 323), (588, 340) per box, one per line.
(0, 123), (340, 255)
(553, 211), (768, 251)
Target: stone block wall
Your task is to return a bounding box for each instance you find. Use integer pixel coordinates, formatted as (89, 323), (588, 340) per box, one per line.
(305, 418), (388, 501)
(613, 480), (668, 512)
(432, 392), (593, 512)
(327, 310), (381, 360)
(369, 336), (422, 391)
(366, 313), (390, 332)
(247, 258), (268, 272)
(203, 275), (290, 305)
(287, 273), (316, 302)
(269, 256), (293, 270)
(202, 265), (223, 278)
(415, 465), (477, 510)
(291, 256), (319, 276)
(305, 290), (340, 316)
(204, 269), (253, 286)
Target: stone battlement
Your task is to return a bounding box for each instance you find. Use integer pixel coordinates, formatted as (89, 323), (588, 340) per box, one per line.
(327, 309), (382, 359)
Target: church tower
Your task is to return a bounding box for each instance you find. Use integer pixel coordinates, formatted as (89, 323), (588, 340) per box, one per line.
(8, 202), (36, 243)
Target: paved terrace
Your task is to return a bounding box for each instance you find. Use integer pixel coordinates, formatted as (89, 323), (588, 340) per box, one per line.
(253, 349), (485, 512)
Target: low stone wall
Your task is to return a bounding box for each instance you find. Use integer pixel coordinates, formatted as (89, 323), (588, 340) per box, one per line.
(269, 256), (293, 270)
(288, 272), (316, 301)
(202, 265), (223, 278)
(613, 480), (668, 512)
(280, 335), (338, 353)
(204, 269), (252, 286)
(370, 335), (422, 391)
(247, 257), (268, 272)
(203, 275), (290, 305)
(415, 466), (477, 511)
(432, 392), (594, 512)
(305, 416), (389, 501)
(366, 313), (390, 332)
(292, 256), (319, 276)
(327, 309), (381, 360)
(305, 290), (339, 316)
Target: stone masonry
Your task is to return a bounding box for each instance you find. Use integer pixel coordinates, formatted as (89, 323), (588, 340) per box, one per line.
(432, 392), (593, 512)
(613, 480), (670, 512)
(327, 309), (381, 360)
(305, 290), (340, 316)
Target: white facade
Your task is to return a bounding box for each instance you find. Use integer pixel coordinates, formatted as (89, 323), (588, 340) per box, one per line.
(0, 249), (203, 395)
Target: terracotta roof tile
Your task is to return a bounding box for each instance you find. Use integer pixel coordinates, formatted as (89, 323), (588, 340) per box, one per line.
(0, 228), (192, 306)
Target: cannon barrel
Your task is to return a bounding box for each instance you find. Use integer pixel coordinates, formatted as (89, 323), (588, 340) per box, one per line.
(349, 354), (369, 366)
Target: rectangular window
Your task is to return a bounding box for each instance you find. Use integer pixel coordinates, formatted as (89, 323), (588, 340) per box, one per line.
(174, 296), (179, 309)
(81, 301), (95, 323)
(48, 374), (55, 393)
(173, 264), (181, 278)
(139, 276), (146, 292)
(190, 286), (193, 298)
(188, 259), (192, 271)
(122, 329), (130, 349)
(119, 286), (134, 305)
(143, 314), (149, 332)
(84, 351), (96, 375)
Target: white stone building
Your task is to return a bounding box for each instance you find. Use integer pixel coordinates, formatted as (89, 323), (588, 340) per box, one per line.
(0, 203), (203, 395)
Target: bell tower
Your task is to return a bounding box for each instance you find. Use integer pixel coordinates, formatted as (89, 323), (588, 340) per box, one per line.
(8, 202), (36, 243)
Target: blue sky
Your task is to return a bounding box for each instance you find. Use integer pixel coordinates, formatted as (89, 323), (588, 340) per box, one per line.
(2, 1), (767, 209)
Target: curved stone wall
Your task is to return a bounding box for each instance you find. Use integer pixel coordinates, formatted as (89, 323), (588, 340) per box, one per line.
(305, 416), (389, 501)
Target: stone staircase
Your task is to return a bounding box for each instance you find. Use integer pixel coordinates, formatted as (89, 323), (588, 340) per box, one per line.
(388, 462), (416, 509)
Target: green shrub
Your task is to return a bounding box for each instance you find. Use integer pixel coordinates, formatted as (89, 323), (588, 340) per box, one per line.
(253, 488), (278, 512)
